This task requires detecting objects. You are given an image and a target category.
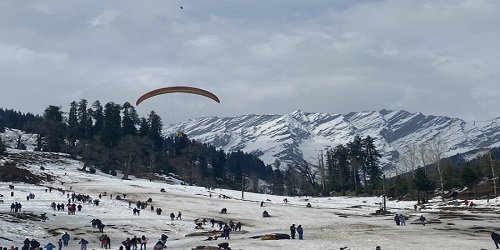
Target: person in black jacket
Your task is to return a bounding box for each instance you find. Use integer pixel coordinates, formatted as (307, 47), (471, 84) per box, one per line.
(492, 231), (500, 249)
(223, 224), (231, 240)
(290, 224), (296, 239)
(22, 238), (30, 250)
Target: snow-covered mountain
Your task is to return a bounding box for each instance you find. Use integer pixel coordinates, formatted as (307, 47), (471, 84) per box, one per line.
(164, 109), (500, 169)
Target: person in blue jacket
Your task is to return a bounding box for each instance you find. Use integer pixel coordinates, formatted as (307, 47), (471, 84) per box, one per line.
(45, 242), (56, 250)
(61, 232), (70, 246)
(297, 225), (304, 240)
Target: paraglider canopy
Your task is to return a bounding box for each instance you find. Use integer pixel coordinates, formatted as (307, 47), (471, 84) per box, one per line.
(135, 86), (220, 106)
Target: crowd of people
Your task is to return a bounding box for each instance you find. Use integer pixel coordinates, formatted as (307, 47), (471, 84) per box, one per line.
(0, 232), (169, 250)
(2, 183), (455, 250)
(1, 185), (179, 250)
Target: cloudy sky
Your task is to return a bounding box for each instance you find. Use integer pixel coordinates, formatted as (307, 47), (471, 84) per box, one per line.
(1, 0), (499, 124)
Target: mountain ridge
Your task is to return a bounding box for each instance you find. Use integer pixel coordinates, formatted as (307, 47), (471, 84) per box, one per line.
(163, 109), (500, 170)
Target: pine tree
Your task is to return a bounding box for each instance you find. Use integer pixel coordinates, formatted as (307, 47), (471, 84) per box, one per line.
(42, 105), (66, 152)
(328, 145), (350, 194)
(413, 167), (435, 204)
(147, 111), (163, 149)
(121, 102), (139, 136)
(0, 136), (7, 156)
(462, 165), (479, 187)
(211, 149), (227, 185)
(284, 165), (298, 196)
(91, 101), (104, 137)
(67, 101), (79, 146)
(388, 175), (409, 198)
(270, 168), (285, 195)
(101, 102), (121, 147)
(139, 118), (149, 137)
(348, 136), (363, 193)
(77, 99), (93, 139)
(363, 136), (383, 192)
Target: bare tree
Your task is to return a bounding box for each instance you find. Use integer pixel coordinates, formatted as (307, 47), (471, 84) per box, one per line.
(399, 144), (420, 178)
(428, 137), (446, 199)
(418, 143), (430, 172)
(296, 163), (318, 187)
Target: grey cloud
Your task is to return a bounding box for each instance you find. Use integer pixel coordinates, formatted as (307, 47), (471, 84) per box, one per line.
(0, 0), (499, 122)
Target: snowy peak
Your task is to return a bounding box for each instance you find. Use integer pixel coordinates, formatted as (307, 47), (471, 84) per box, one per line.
(164, 110), (500, 168)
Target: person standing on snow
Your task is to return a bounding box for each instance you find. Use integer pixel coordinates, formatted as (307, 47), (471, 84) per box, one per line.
(140, 235), (148, 250)
(223, 224), (231, 240)
(23, 238), (30, 250)
(394, 214), (400, 226)
(78, 238), (88, 250)
(290, 224), (296, 239)
(61, 233), (70, 247)
(399, 214), (406, 226)
(57, 239), (63, 250)
(297, 225), (304, 240)
(160, 234), (168, 245)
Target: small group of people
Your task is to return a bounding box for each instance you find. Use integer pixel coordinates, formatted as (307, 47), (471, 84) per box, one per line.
(228, 220), (242, 231)
(90, 218), (106, 232)
(170, 211), (182, 220)
(14, 233), (166, 250)
(98, 234), (111, 249)
(392, 213), (426, 226)
(25, 193), (35, 201)
(16, 233), (70, 250)
(289, 224), (304, 240)
(10, 202), (22, 213)
(66, 203), (81, 215)
(393, 214), (407, 226)
(120, 235), (148, 250)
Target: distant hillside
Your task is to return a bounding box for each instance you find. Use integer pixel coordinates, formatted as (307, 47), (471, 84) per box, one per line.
(164, 109), (500, 169)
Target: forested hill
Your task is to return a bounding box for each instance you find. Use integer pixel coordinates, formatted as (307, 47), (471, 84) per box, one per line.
(0, 103), (271, 194)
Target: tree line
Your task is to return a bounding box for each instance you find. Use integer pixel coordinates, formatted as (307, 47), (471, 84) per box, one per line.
(1, 104), (498, 199)
(388, 143), (500, 203)
(0, 102), (385, 196)
(1, 102), (270, 190)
